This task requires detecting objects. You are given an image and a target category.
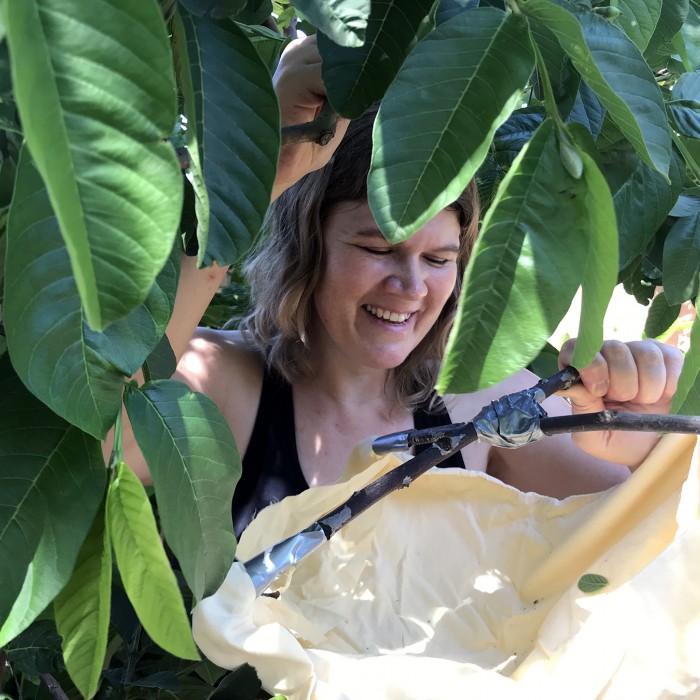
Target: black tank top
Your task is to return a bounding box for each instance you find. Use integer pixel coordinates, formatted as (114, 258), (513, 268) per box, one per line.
(233, 368), (466, 538)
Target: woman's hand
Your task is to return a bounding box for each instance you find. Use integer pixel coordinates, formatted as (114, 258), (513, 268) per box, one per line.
(558, 338), (684, 467)
(272, 34), (349, 200)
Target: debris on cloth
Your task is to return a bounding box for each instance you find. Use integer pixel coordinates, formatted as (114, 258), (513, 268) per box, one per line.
(193, 433), (700, 700)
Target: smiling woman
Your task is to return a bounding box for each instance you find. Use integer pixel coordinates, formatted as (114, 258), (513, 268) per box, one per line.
(118, 34), (683, 542)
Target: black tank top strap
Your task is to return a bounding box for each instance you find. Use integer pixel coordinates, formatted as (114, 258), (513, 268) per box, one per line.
(413, 397), (467, 470)
(233, 365), (308, 539)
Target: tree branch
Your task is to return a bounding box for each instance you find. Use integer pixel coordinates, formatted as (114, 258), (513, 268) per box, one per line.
(281, 99), (339, 147)
(40, 674), (69, 700)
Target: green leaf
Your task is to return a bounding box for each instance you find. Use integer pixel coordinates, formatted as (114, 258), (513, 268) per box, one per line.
(522, 1), (671, 177)
(173, 9), (280, 267)
(577, 572), (609, 593)
(671, 314), (700, 414)
(438, 120), (588, 393)
(493, 108), (544, 167)
(614, 0), (663, 50)
(646, 0), (689, 54)
(529, 16), (580, 117)
(293, 0), (370, 47)
(0, 356), (105, 633)
(237, 23), (288, 72)
(4, 148), (177, 438)
(4, 0), (182, 331)
(318, 0), (438, 119)
(54, 505), (111, 700)
(680, 2), (700, 70)
(208, 665), (262, 700)
(567, 81), (606, 139)
(604, 147), (683, 268)
(571, 149), (619, 368)
(124, 381), (240, 602)
(4, 619), (64, 676)
(668, 70), (700, 138)
(645, 291), (681, 337)
(368, 8), (535, 242)
(662, 211), (700, 303)
(181, 0), (247, 18)
(106, 461), (200, 660)
(142, 334), (178, 382)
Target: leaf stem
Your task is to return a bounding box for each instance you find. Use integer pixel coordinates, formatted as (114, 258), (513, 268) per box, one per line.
(110, 404), (124, 470)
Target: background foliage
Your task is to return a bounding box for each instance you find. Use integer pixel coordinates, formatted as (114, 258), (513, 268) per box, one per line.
(2, 0), (700, 697)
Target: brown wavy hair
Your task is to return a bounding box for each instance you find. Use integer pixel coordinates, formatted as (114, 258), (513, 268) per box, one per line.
(239, 108), (480, 410)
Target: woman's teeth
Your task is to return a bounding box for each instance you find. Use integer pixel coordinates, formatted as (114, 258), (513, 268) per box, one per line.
(364, 305), (412, 323)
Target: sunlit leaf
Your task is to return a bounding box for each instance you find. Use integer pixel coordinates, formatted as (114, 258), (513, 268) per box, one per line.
(173, 9), (279, 267)
(368, 7), (534, 242)
(438, 120), (588, 393)
(54, 505), (111, 700)
(571, 149), (619, 368)
(293, 0), (370, 47)
(124, 381), (240, 602)
(522, 1), (671, 177)
(4, 0), (181, 331)
(647, 0), (689, 54)
(4, 149), (178, 438)
(0, 357), (105, 636)
(319, 0), (439, 119)
(107, 461), (200, 660)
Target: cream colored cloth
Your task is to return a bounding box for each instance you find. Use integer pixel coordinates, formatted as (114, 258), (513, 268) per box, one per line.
(193, 434), (700, 700)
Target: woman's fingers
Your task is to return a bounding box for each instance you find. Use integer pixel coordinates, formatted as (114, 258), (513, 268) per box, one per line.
(558, 338), (683, 412)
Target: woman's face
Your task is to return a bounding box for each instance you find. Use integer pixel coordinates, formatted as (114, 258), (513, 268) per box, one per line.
(311, 200), (461, 373)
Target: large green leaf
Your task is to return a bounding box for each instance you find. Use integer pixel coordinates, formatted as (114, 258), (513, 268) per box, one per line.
(662, 211), (700, 303)
(0, 357), (105, 633)
(54, 505), (111, 700)
(173, 9), (280, 267)
(124, 381), (240, 603)
(615, 0), (663, 50)
(522, 1), (671, 178)
(570, 149), (619, 368)
(107, 461), (200, 660)
(437, 120), (588, 393)
(293, 0), (370, 47)
(318, 0), (438, 119)
(368, 7), (534, 242)
(671, 315), (700, 414)
(4, 0), (182, 331)
(4, 148), (177, 439)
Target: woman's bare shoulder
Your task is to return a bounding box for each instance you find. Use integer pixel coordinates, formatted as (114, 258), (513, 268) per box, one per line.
(174, 328), (265, 454)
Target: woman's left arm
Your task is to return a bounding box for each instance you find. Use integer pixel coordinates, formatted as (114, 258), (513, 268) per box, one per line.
(483, 339), (684, 497)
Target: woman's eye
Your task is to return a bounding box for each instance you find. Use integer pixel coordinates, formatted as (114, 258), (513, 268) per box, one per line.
(425, 256), (451, 266)
(361, 246), (391, 256)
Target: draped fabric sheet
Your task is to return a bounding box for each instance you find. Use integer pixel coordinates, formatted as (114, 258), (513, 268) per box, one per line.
(193, 433), (700, 700)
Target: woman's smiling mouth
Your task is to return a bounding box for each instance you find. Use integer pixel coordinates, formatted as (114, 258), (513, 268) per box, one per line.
(363, 304), (413, 324)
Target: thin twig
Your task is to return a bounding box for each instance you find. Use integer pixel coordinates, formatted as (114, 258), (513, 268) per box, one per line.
(281, 99), (339, 147)
(0, 651), (6, 692)
(40, 674), (69, 700)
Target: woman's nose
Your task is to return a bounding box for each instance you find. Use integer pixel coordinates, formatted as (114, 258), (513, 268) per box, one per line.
(385, 259), (428, 298)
